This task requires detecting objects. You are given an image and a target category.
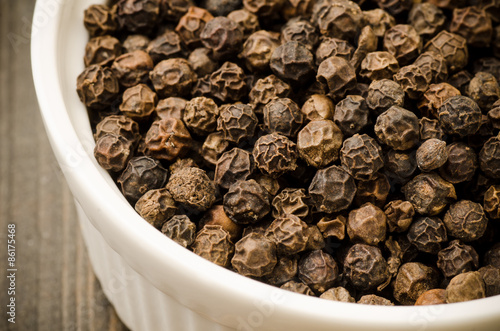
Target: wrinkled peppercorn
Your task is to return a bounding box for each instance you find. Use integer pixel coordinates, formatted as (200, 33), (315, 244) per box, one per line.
(135, 188), (177, 228)
(265, 214), (308, 255)
(155, 97), (186, 121)
(166, 167), (216, 211)
(84, 4), (118, 37)
(188, 48), (218, 77)
(84, 35), (121, 67)
(311, 0), (363, 41)
(416, 139), (448, 172)
(467, 72), (500, 110)
(385, 200), (415, 233)
(408, 3), (445, 38)
(94, 115), (140, 143)
(271, 188), (310, 220)
(407, 216), (448, 254)
(393, 64), (430, 100)
(479, 265), (500, 297)
(333, 95), (369, 137)
(418, 83), (460, 119)
(384, 149), (417, 184)
(319, 286), (354, 302)
(315, 38), (354, 67)
(210, 62), (247, 102)
(175, 7), (214, 48)
(265, 255), (298, 286)
(249, 75), (291, 115)
(112, 50), (154, 88)
(393, 262), (439, 305)
(347, 203), (387, 245)
(450, 6), (493, 48)
(94, 134), (134, 172)
(298, 250), (339, 294)
(201, 132), (229, 166)
(479, 134), (500, 179)
(301, 94), (334, 122)
(424, 31), (468, 72)
(404, 173), (456, 215)
(77, 64), (120, 110)
(215, 148), (254, 189)
(253, 133), (298, 178)
(419, 117), (444, 141)
(446, 271), (486, 303)
(123, 34), (150, 53)
(375, 106), (419, 151)
(192, 225), (234, 267)
(243, 0), (285, 17)
(354, 172), (390, 207)
(281, 17), (319, 51)
(270, 41), (315, 85)
(232, 232), (277, 277)
(240, 30), (280, 72)
(358, 295), (394, 306)
(161, 214), (196, 248)
(200, 17), (244, 60)
(120, 84), (158, 121)
(363, 8), (395, 38)
(144, 118), (192, 161)
(384, 24), (422, 66)
(317, 56), (356, 99)
(147, 30), (185, 63)
(415, 289), (447, 306)
(360, 51), (399, 81)
(484, 185), (500, 219)
(224, 179), (270, 224)
(366, 79), (405, 115)
(116, 0), (161, 33)
(200, 205), (242, 243)
(227, 9), (259, 38)
(437, 96), (482, 137)
(439, 142), (477, 184)
(150, 58), (197, 98)
(183, 97), (219, 136)
(340, 134), (384, 181)
(443, 200), (488, 242)
(280, 280), (314, 295)
(217, 103), (258, 144)
(297, 120), (343, 168)
(263, 98), (303, 138)
(344, 244), (389, 291)
(437, 240), (479, 278)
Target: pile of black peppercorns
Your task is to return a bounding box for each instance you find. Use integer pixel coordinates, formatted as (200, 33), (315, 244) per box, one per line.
(77, 0), (500, 306)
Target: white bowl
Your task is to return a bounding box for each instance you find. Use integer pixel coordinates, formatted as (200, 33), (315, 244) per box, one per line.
(31, 0), (500, 330)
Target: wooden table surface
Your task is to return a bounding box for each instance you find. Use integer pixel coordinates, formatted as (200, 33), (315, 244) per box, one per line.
(0, 1), (129, 330)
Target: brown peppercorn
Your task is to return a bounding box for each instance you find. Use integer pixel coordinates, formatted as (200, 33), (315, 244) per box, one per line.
(446, 271), (486, 303)
(210, 62), (247, 103)
(281, 17), (319, 51)
(144, 118), (192, 161)
(450, 6), (493, 48)
(311, 0), (363, 41)
(418, 83), (461, 119)
(350, 26), (379, 71)
(155, 97), (186, 121)
(214, 148), (254, 190)
(254, 174), (280, 197)
(200, 17), (243, 60)
(161, 214), (196, 248)
(253, 133), (298, 178)
(84, 4), (118, 37)
(344, 244), (389, 291)
(134, 188), (176, 228)
(280, 280), (314, 295)
(408, 3), (446, 38)
(485, 243), (500, 268)
(439, 142), (478, 184)
(111, 50), (154, 88)
(249, 75), (291, 115)
(160, 0), (193, 21)
(94, 115), (140, 143)
(375, 106), (419, 151)
(404, 173), (456, 216)
(120, 84), (158, 121)
(265, 256), (298, 286)
(415, 51), (449, 83)
(375, 0), (412, 15)
(94, 134), (134, 172)
(488, 100), (500, 129)
(360, 52), (399, 81)
(424, 31), (468, 72)
(437, 240), (479, 278)
(297, 120), (343, 169)
(227, 9), (260, 38)
(147, 30), (185, 63)
(298, 250), (339, 294)
(301, 94), (334, 122)
(308, 165), (356, 213)
(319, 286), (355, 302)
(116, 0), (161, 33)
(363, 9), (395, 38)
(474, 57), (500, 81)
(366, 79), (405, 115)
(358, 295), (394, 306)
(175, 7), (214, 48)
(192, 225), (234, 268)
(407, 216), (448, 254)
(467, 72), (500, 110)
(317, 56), (356, 99)
(393, 64), (430, 100)
(340, 134), (384, 181)
(448, 70), (473, 95)
(223, 179), (270, 225)
(333, 95), (369, 137)
(200, 205), (242, 243)
(201, 132), (229, 167)
(354, 173), (390, 208)
(122, 34), (150, 53)
(383, 24), (422, 66)
(270, 41), (315, 85)
(263, 98), (303, 138)
(271, 188), (310, 220)
(437, 96), (482, 137)
(187, 48), (217, 77)
(479, 265), (500, 297)
(484, 185), (500, 219)
(443, 200), (488, 242)
(416, 139), (448, 172)
(243, 0), (285, 17)
(393, 262), (439, 305)
(317, 215), (345, 240)
(166, 167), (216, 211)
(281, 0), (315, 19)
(240, 30), (280, 72)
(232, 232), (277, 277)
(84, 35), (121, 67)
(479, 134), (500, 179)
(419, 117), (444, 141)
(385, 200), (415, 233)
(182, 96), (219, 136)
(218, 103), (258, 145)
(150, 58), (197, 98)
(265, 214), (308, 256)
(384, 149), (417, 184)
(118, 156), (168, 204)
(76, 64), (120, 110)
(315, 37), (354, 66)
(415, 289), (447, 306)
(347, 203), (387, 245)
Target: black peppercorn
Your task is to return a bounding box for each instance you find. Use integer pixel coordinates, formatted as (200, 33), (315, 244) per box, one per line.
(270, 41), (315, 85)
(340, 134), (384, 181)
(166, 167), (216, 211)
(120, 84), (158, 121)
(249, 75), (291, 115)
(116, 0), (161, 33)
(271, 188), (310, 220)
(112, 50), (154, 88)
(253, 133), (298, 178)
(192, 225), (234, 267)
(77, 64), (120, 110)
(298, 250), (339, 294)
(479, 134), (500, 179)
(437, 240), (479, 278)
(315, 37), (354, 66)
(344, 244), (389, 291)
(366, 79), (405, 115)
(446, 271), (486, 303)
(84, 4), (118, 37)
(240, 30), (281, 72)
(407, 216), (448, 254)
(443, 200), (488, 242)
(144, 118), (192, 161)
(393, 262), (439, 305)
(263, 98), (303, 138)
(215, 148), (254, 190)
(147, 30), (185, 63)
(224, 179), (270, 224)
(150, 58), (197, 98)
(311, 0), (363, 41)
(347, 202), (387, 246)
(210, 62), (247, 103)
(200, 17), (244, 60)
(383, 24), (422, 66)
(375, 106), (419, 151)
(316, 56), (356, 99)
(450, 6), (493, 48)
(232, 232), (277, 277)
(135, 188), (177, 228)
(439, 142), (477, 184)
(161, 214), (196, 248)
(94, 134), (134, 172)
(84, 35), (122, 67)
(227, 9), (260, 38)
(265, 214), (309, 256)
(175, 6), (214, 48)
(297, 120), (343, 169)
(416, 138), (448, 172)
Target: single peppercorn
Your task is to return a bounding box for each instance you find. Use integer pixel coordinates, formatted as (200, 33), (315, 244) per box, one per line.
(317, 215), (345, 240)
(200, 0), (242, 16)
(404, 173), (456, 216)
(166, 167), (216, 211)
(383, 24), (422, 66)
(232, 232), (277, 277)
(249, 75), (291, 115)
(116, 0), (161, 33)
(393, 262), (439, 305)
(358, 295), (394, 306)
(437, 240), (479, 278)
(419, 117), (444, 141)
(366, 79), (405, 115)
(479, 265), (500, 297)
(265, 214), (309, 256)
(317, 56), (356, 99)
(375, 106), (419, 151)
(214, 148), (254, 190)
(363, 9), (395, 38)
(301, 94), (334, 122)
(281, 17), (319, 51)
(243, 0), (285, 17)
(280, 280), (314, 295)
(155, 97), (186, 121)
(407, 216), (448, 254)
(210, 62), (247, 103)
(484, 185), (500, 219)
(84, 35), (121, 67)
(192, 225), (234, 268)
(200, 205), (242, 244)
(479, 134), (500, 179)
(150, 58), (197, 98)
(94, 115), (140, 143)
(298, 250), (339, 294)
(415, 289), (447, 306)
(446, 271), (486, 303)
(448, 70), (473, 95)
(333, 95), (369, 137)
(265, 256), (298, 286)
(344, 244), (389, 291)
(488, 100), (500, 129)
(347, 203), (387, 246)
(224, 179), (270, 225)
(77, 64), (120, 110)
(161, 214), (196, 248)
(359, 51), (399, 81)
(188, 48), (218, 77)
(297, 120), (343, 169)
(418, 83), (461, 119)
(424, 31), (468, 72)
(311, 0), (363, 41)
(340, 134), (384, 181)
(354, 172), (390, 208)
(182, 97), (219, 136)
(240, 30), (280, 72)
(319, 286), (354, 302)
(160, 0), (193, 20)
(147, 30), (185, 63)
(217, 103), (257, 145)
(120, 84), (158, 121)
(118, 156), (168, 204)
(467, 72), (500, 110)
(374, 0), (412, 16)
(408, 3), (446, 38)
(200, 132), (229, 167)
(253, 133), (298, 178)
(123, 34), (150, 53)
(144, 118), (192, 161)
(393, 64), (430, 100)
(315, 37), (354, 66)
(270, 41), (315, 85)
(94, 134), (134, 172)
(111, 50), (154, 88)
(439, 142), (477, 184)
(443, 200), (488, 242)
(385, 200), (415, 233)
(263, 98), (303, 138)
(350, 26), (379, 71)
(135, 188), (177, 228)
(384, 149), (417, 184)
(416, 139), (448, 172)
(84, 4), (118, 37)
(271, 188), (310, 220)
(415, 51), (448, 84)
(437, 96), (482, 137)
(227, 9), (259, 38)
(450, 6), (493, 48)
(485, 243), (500, 268)
(175, 7), (214, 48)
(200, 17), (243, 60)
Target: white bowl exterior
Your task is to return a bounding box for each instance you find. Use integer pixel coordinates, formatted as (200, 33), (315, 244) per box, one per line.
(31, 0), (500, 330)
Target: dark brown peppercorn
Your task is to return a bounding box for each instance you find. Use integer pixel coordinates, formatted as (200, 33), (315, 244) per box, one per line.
(418, 83), (461, 119)
(317, 56), (356, 99)
(393, 262), (439, 305)
(232, 232), (277, 277)
(446, 271), (486, 303)
(94, 115), (140, 143)
(111, 50), (154, 88)
(479, 134), (500, 179)
(437, 96), (482, 137)
(270, 41), (315, 85)
(161, 214), (196, 248)
(298, 250), (339, 294)
(333, 95), (369, 137)
(76, 64), (120, 110)
(385, 200), (414, 233)
(183, 97), (219, 136)
(271, 188), (310, 220)
(317, 216), (345, 240)
(94, 134), (133, 172)
(347, 203), (387, 245)
(393, 64), (430, 100)
(424, 31), (468, 72)
(224, 179), (270, 224)
(319, 286), (354, 302)
(308, 165), (356, 213)
(217, 103), (258, 145)
(280, 280), (314, 295)
(150, 58), (197, 98)
(166, 167), (216, 211)
(281, 0), (315, 19)
(147, 30), (185, 63)
(200, 205), (242, 243)
(243, 0), (285, 17)
(408, 3), (446, 38)
(201, 132), (229, 167)
(135, 188), (177, 228)
(265, 256), (298, 286)
(240, 30), (280, 72)
(253, 133), (298, 178)
(448, 70), (473, 94)
(118, 156), (168, 203)
(188, 48), (218, 77)
(437, 240), (479, 278)
(155, 97), (186, 121)
(450, 6), (493, 48)
(249, 75), (291, 115)
(301, 94), (334, 122)
(415, 289), (447, 306)
(84, 4), (118, 37)
(407, 216), (448, 254)
(485, 243), (500, 268)
(484, 185), (500, 219)
(366, 79), (405, 115)
(350, 26), (379, 71)
(315, 37), (354, 66)
(488, 100), (500, 129)
(404, 173), (456, 215)
(340, 134), (384, 181)
(116, 0), (161, 33)
(467, 72), (500, 110)
(414, 51), (448, 85)
(384, 149), (417, 184)
(192, 225), (234, 267)
(175, 7), (214, 48)
(374, 0), (412, 16)
(360, 52), (399, 81)
(265, 214), (308, 255)
(311, 0), (363, 41)
(439, 142), (477, 184)
(363, 9), (395, 38)
(416, 139), (448, 172)
(120, 84), (158, 121)
(210, 62), (247, 103)
(419, 117), (444, 141)
(358, 295), (394, 306)
(354, 173), (390, 208)
(263, 98), (303, 138)
(383, 24), (422, 66)
(144, 118), (192, 161)
(215, 148), (254, 190)
(297, 120), (343, 169)
(375, 106), (419, 151)
(84, 35), (121, 67)
(478, 265), (500, 297)
(200, 17), (243, 60)
(281, 17), (319, 51)
(344, 244), (389, 291)
(443, 200), (488, 242)
(227, 9), (260, 38)
(123, 34), (150, 53)
(160, 0), (193, 20)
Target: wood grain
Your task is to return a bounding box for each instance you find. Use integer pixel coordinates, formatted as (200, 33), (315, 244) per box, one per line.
(0, 1), (129, 330)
